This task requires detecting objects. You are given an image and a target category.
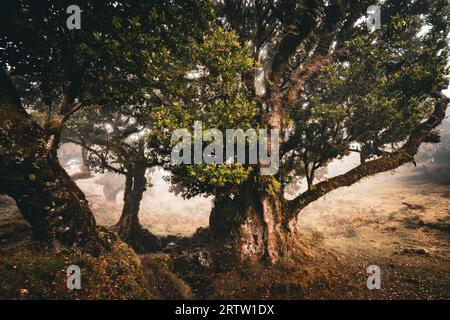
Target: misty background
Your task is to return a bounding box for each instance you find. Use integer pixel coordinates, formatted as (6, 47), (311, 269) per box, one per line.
(58, 103), (450, 237)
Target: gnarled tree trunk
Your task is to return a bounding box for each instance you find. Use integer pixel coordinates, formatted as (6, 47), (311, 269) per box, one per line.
(115, 165), (159, 253)
(210, 181), (297, 264)
(209, 94), (449, 265)
(0, 70), (103, 254)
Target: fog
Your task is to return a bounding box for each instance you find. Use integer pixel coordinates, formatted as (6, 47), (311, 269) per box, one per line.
(59, 109), (450, 237)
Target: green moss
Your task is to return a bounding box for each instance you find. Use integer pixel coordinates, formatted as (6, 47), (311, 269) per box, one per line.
(0, 240), (159, 299)
(141, 253), (194, 299)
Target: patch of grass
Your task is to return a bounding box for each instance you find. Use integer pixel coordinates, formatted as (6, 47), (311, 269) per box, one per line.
(171, 237), (366, 300)
(0, 240), (159, 299)
(205, 255), (358, 299)
(0, 198), (194, 300)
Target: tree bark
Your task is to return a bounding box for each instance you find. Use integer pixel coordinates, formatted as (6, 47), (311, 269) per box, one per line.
(70, 146), (92, 181)
(0, 70), (103, 254)
(210, 94), (449, 265)
(115, 165), (159, 253)
(209, 181), (297, 264)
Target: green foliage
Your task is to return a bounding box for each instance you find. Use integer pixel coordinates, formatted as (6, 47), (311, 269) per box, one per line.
(148, 28), (259, 197)
(1, 0), (213, 125)
(150, 28), (257, 134)
(149, 0), (449, 199)
(2, 0), (216, 181)
(282, 0), (449, 188)
(171, 164), (254, 198)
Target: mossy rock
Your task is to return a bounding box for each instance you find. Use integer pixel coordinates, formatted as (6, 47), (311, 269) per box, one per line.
(141, 253), (193, 299)
(0, 238), (159, 299)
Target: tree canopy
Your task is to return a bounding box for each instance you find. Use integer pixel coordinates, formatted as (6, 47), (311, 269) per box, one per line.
(150, 0), (449, 200)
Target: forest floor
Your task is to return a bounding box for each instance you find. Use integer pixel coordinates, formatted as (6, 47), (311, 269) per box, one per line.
(0, 197), (192, 299)
(177, 167), (449, 300)
(294, 165), (450, 299)
(0, 165), (448, 299)
(191, 165), (449, 299)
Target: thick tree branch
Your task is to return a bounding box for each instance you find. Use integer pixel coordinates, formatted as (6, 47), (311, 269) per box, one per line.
(61, 101), (83, 123)
(287, 92), (449, 218)
(284, 1), (371, 110)
(65, 137), (128, 176)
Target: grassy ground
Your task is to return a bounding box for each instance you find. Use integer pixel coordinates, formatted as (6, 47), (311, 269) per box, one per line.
(175, 166), (450, 299)
(297, 166), (450, 299)
(0, 165), (449, 299)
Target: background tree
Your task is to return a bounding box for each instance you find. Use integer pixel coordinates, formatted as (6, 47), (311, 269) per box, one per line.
(59, 1), (222, 252)
(151, 0), (449, 263)
(64, 104), (161, 253)
(432, 119), (450, 168)
(415, 116), (450, 182)
(0, 0), (212, 250)
(95, 173), (125, 202)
